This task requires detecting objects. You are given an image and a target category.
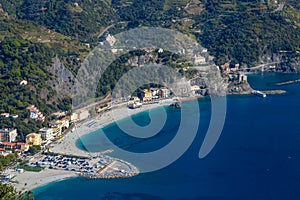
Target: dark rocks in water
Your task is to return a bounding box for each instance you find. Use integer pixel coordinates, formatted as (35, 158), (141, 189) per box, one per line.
(169, 102), (181, 108)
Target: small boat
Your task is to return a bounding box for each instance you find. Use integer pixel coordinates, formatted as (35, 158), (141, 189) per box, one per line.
(252, 90), (267, 98)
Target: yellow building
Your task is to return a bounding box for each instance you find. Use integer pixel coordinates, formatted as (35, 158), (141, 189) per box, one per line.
(70, 112), (78, 122)
(143, 89), (152, 102)
(26, 133), (42, 146)
(49, 118), (70, 136)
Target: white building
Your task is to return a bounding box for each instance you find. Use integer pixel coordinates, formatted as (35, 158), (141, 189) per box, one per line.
(191, 85), (200, 91)
(20, 80), (28, 86)
(0, 129), (18, 142)
(194, 54), (206, 64)
(39, 128), (54, 141)
(201, 48), (208, 53)
(106, 34), (116, 46)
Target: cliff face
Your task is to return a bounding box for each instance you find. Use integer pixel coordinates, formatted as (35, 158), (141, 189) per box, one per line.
(227, 81), (253, 95)
(46, 57), (75, 99)
(256, 52), (300, 73)
(276, 54), (300, 73)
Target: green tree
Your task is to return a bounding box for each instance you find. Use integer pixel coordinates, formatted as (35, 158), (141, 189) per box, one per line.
(0, 183), (34, 200)
(28, 145), (41, 155)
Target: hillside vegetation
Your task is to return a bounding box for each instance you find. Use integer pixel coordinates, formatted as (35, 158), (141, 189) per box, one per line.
(0, 0), (299, 138)
(195, 1), (300, 66)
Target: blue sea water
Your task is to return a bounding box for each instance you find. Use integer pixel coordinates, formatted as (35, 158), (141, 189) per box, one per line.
(34, 73), (300, 200)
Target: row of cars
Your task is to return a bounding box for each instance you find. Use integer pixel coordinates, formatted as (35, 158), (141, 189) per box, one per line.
(28, 154), (111, 173)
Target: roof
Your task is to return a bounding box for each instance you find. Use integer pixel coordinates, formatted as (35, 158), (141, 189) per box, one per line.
(1, 142), (25, 147)
(26, 133), (41, 138)
(1, 142), (16, 148)
(39, 127), (53, 131)
(0, 113), (10, 117)
(49, 120), (61, 125)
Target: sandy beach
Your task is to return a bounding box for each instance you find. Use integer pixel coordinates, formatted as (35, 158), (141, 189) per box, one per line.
(9, 100), (174, 192)
(51, 100), (174, 157)
(9, 168), (77, 192)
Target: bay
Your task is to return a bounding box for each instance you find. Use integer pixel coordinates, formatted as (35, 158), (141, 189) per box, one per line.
(34, 73), (300, 200)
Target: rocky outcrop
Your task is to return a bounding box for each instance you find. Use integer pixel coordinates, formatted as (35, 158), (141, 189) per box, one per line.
(258, 52), (300, 73)
(227, 81), (253, 95)
(46, 56), (75, 99)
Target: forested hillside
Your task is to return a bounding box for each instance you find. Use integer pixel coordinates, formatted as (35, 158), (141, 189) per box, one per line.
(0, 0), (299, 137)
(195, 1), (300, 66)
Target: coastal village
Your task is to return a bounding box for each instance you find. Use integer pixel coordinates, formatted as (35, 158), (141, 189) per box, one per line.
(0, 46), (277, 189)
(0, 0), (299, 198)
(0, 33), (285, 193)
(0, 83), (195, 190)
(0, 86), (178, 155)
(0, 75), (270, 190)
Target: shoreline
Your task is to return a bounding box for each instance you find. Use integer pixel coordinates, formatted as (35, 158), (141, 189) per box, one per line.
(10, 80), (289, 192)
(10, 100), (175, 192)
(51, 99), (175, 156)
(8, 168), (78, 192)
(11, 90), (285, 192)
